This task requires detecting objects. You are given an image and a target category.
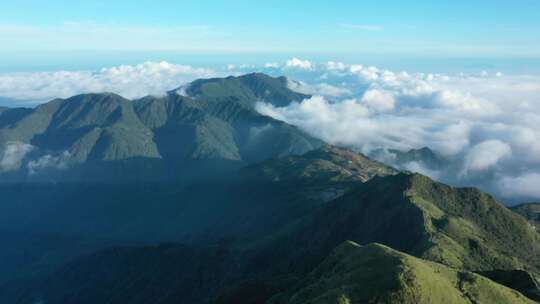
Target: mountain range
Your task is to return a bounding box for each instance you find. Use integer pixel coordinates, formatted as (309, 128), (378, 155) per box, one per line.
(0, 73), (320, 182)
(0, 73), (539, 303)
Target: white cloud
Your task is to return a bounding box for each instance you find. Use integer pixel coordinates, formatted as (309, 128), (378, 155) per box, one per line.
(254, 61), (540, 200)
(0, 141), (71, 175)
(27, 151), (71, 175)
(265, 63), (280, 68)
(462, 140), (512, 174)
(287, 80), (352, 98)
(326, 61), (347, 71)
(401, 161), (442, 180)
(361, 89), (396, 112)
(0, 61), (217, 102)
(285, 57), (314, 70)
(500, 173), (540, 199)
(0, 142), (34, 171)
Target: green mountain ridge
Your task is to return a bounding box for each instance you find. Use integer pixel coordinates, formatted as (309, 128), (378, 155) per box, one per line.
(0, 73), (321, 181)
(268, 241), (534, 304)
(183, 73), (308, 107)
(247, 173), (540, 276)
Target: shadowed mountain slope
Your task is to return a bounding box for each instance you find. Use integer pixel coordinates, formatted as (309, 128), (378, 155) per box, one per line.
(3, 173), (540, 303)
(479, 269), (540, 302)
(0, 146), (396, 287)
(246, 173), (540, 277)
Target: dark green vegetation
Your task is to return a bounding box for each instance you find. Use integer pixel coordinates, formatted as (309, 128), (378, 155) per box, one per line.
(1, 74), (539, 303)
(512, 203), (540, 231)
(3, 171), (540, 303)
(479, 270), (540, 302)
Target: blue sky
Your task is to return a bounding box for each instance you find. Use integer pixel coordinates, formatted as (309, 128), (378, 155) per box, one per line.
(0, 0), (539, 72)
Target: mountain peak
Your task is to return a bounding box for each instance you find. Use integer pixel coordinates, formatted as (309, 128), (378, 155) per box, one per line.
(66, 92), (128, 102)
(181, 73), (308, 107)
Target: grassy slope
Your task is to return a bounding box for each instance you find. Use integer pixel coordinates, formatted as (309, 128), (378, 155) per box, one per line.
(242, 173), (540, 277)
(405, 174), (540, 272)
(269, 241), (534, 304)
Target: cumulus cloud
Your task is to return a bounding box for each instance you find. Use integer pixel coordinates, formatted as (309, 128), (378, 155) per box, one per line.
(0, 142), (34, 171)
(287, 80), (352, 98)
(257, 96), (372, 147)
(361, 89), (396, 112)
(462, 140), (512, 174)
(255, 60), (540, 201)
(0, 61), (217, 103)
(285, 57), (314, 70)
(500, 173), (540, 199)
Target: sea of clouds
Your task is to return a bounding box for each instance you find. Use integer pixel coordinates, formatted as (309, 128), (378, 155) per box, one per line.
(1, 58), (539, 202)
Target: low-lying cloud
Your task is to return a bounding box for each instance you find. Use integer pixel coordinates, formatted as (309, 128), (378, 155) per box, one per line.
(0, 61), (217, 104)
(27, 151), (71, 175)
(462, 140), (512, 175)
(0, 142), (72, 175)
(256, 58), (540, 202)
(0, 142), (34, 171)
(500, 173), (540, 199)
